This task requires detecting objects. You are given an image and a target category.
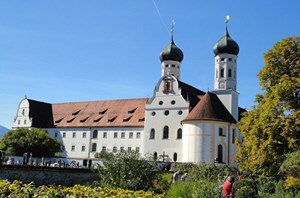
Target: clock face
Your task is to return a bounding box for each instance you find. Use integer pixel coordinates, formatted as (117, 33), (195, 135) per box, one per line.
(219, 83), (225, 89)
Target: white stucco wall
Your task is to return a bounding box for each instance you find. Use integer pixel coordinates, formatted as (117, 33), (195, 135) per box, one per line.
(182, 120), (239, 166)
(12, 98), (32, 129)
(144, 76), (189, 162)
(47, 127), (144, 159)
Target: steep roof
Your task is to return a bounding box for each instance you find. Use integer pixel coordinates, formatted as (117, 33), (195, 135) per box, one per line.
(183, 92), (237, 123)
(26, 98), (147, 128)
(178, 80), (206, 110)
(51, 98), (147, 128)
(27, 99), (54, 128)
(238, 107), (247, 121)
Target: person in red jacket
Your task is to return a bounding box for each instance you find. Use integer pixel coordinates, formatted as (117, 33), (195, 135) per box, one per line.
(223, 176), (235, 198)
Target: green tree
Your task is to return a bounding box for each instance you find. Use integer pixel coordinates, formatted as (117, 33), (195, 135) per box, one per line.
(280, 151), (300, 178)
(94, 150), (114, 160)
(0, 128), (61, 157)
(97, 151), (159, 190)
(236, 37), (300, 176)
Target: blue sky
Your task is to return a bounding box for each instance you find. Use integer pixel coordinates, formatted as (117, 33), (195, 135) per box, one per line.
(0, 1), (299, 129)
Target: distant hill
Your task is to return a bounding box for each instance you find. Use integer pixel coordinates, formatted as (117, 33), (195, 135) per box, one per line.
(0, 125), (10, 138)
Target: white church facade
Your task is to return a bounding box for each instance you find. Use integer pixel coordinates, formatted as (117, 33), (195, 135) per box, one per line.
(12, 23), (245, 166)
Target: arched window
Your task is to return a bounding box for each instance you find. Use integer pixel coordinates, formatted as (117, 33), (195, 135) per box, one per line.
(177, 128), (182, 139)
(150, 129), (155, 139)
(153, 152), (158, 161)
(217, 144), (223, 163)
(163, 126), (169, 139)
(173, 152), (177, 162)
(92, 143), (97, 152)
(92, 130), (98, 139)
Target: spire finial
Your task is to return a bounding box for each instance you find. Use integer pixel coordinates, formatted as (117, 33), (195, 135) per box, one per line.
(171, 19), (175, 41)
(225, 15), (230, 34)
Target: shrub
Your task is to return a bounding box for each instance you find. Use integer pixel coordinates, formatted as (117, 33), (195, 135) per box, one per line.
(188, 163), (235, 183)
(285, 176), (300, 191)
(153, 172), (172, 193)
(235, 186), (256, 198)
(97, 151), (159, 190)
(193, 179), (221, 198)
(0, 180), (168, 197)
(234, 178), (256, 190)
(260, 181), (276, 194)
(167, 181), (194, 198)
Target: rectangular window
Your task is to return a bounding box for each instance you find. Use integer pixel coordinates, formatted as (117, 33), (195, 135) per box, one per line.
(221, 69), (224, 78)
(228, 69), (232, 77)
(114, 132), (118, 138)
(82, 132), (86, 138)
(121, 132), (125, 139)
(128, 147), (132, 152)
(63, 132), (66, 138)
(24, 119), (27, 125)
(102, 146), (106, 151)
(82, 146), (85, 151)
(120, 146), (124, 152)
(129, 132), (133, 139)
(72, 132), (76, 138)
(103, 132), (107, 138)
(136, 147), (140, 153)
(55, 132), (58, 138)
(18, 120), (20, 125)
(113, 146), (117, 153)
(71, 145), (75, 151)
(219, 128), (225, 136)
(232, 129), (235, 144)
(136, 132), (141, 139)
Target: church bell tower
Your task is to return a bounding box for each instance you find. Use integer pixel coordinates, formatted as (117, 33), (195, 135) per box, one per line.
(212, 16), (240, 121)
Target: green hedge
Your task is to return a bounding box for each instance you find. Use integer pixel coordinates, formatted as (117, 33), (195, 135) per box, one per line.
(0, 180), (168, 198)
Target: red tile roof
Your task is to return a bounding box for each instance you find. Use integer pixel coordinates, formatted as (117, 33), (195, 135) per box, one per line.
(183, 92), (237, 123)
(51, 98), (147, 128)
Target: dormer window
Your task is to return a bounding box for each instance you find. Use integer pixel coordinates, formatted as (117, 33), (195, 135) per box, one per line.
(72, 110), (80, 116)
(128, 107), (137, 114)
(99, 109), (108, 115)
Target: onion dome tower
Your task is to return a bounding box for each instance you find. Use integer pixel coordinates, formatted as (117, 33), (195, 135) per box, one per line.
(212, 16), (240, 121)
(213, 16), (239, 92)
(159, 21), (183, 80)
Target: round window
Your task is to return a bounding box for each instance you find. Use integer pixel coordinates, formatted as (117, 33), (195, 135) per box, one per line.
(164, 110), (170, 116)
(171, 100), (176, 105)
(151, 111), (156, 116)
(159, 101), (163, 105)
(178, 110), (183, 115)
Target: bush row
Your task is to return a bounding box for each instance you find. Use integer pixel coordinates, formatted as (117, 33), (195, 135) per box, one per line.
(0, 180), (168, 198)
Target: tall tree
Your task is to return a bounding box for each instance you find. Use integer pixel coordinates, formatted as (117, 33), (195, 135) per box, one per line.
(236, 37), (300, 176)
(0, 128), (61, 157)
